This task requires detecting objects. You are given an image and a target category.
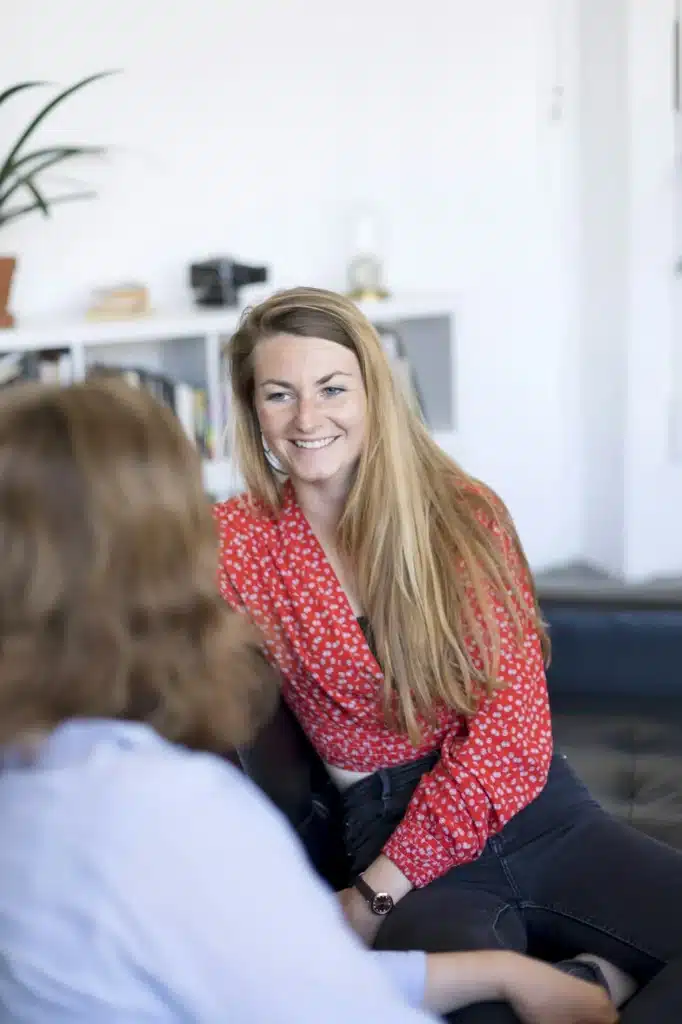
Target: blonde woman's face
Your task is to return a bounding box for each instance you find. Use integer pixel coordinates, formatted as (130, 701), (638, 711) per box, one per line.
(253, 333), (367, 489)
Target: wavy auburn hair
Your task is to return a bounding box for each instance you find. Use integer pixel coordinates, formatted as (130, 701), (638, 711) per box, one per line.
(228, 287), (549, 741)
(0, 377), (275, 751)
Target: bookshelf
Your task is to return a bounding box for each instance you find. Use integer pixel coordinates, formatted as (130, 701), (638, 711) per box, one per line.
(0, 294), (456, 499)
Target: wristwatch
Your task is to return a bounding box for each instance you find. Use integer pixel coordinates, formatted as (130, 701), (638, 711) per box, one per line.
(353, 874), (395, 916)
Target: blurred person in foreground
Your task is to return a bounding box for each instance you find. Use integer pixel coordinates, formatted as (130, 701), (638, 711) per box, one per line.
(0, 378), (617, 1024)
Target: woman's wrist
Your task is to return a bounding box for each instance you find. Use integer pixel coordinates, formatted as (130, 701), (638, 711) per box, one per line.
(339, 855), (414, 946)
(359, 854), (413, 904)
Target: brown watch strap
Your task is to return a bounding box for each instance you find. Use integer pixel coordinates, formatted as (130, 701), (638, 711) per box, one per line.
(353, 874), (394, 916)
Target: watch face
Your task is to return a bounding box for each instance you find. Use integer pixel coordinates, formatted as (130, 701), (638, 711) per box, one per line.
(371, 892), (394, 916)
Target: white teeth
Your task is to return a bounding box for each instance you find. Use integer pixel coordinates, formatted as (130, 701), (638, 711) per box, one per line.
(292, 437), (336, 449)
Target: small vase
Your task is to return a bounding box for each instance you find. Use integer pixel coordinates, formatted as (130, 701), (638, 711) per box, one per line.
(345, 209), (389, 302)
(0, 256), (16, 328)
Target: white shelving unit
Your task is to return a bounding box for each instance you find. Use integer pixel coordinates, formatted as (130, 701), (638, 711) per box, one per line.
(0, 293), (457, 500)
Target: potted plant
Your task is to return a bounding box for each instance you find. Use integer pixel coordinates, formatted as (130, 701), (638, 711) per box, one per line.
(0, 71), (115, 327)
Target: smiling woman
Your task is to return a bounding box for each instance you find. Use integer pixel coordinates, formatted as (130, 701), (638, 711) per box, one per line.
(216, 287), (682, 1024)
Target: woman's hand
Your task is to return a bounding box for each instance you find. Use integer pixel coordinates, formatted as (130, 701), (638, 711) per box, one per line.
(337, 855), (413, 946)
(498, 953), (619, 1024)
(423, 950), (618, 1024)
(336, 887), (384, 946)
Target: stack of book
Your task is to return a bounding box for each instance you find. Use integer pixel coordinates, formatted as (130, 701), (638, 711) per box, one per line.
(86, 283), (151, 321)
(86, 364), (213, 458)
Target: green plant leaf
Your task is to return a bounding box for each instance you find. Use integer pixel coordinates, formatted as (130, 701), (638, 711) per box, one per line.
(24, 180), (50, 218)
(0, 147), (106, 206)
(0, 190), (97, 229)
(0, 81), (48, 109)
(4, 145), (106, 181)
(0, 71), (118, 193)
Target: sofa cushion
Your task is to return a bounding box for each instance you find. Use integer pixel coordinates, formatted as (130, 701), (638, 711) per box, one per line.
(543, 599), (682, 852)
(551, 697), (682, 849)
(543, 602), (682, 698)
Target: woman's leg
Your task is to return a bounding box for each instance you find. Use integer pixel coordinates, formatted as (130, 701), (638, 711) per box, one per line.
(343, 754), (651, 1019)
(487, 755), (682, 988)
(517, 809), (682, 984)
(375, 886), (527, 1023)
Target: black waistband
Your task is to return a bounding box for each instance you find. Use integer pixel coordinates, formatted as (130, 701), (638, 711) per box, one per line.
(341, 750), (598, 843)
(341, 750), (439, 810)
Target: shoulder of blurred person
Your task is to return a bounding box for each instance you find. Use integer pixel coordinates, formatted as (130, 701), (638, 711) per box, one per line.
(0, 719), (432, 1023)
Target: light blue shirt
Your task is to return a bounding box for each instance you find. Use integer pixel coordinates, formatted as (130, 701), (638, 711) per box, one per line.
(0, 720), (435, 1023)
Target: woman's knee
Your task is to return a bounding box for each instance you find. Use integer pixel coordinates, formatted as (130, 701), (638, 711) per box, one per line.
(374, 886), (527, 955)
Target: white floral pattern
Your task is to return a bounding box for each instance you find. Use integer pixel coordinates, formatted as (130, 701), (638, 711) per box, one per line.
(214, 483), (553, 888)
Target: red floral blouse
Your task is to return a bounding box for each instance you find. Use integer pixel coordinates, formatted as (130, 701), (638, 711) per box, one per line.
(214, 485), (553, 888)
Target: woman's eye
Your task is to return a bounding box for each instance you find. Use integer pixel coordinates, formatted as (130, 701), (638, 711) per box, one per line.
(322, 386), (345, 398)
(265, 391), (289, 403)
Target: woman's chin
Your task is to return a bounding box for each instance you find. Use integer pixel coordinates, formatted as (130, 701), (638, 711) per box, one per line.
(291, 467), (340, 485)
(287, 459), (354, 489)
(284, 447), (336, 478)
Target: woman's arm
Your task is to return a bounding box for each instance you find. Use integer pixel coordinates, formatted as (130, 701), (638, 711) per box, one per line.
(346, 518), (553, 924)
(422, 951), (617, 1023)
(380, 504), (553, 891)
(381, 616), (552, 888)
(341, 619), (551, 941)
(337, 606), (551, 943)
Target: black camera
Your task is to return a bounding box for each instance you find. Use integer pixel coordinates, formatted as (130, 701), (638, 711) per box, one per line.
(189, 257), (268, 308)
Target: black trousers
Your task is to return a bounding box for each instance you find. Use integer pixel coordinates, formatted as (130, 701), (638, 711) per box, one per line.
(342, 751), (682, 1023)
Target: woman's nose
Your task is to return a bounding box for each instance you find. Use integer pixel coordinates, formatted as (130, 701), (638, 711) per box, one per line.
(294, 396), (319, 432)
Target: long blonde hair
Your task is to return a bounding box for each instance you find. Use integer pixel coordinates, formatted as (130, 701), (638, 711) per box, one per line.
(227, 287), (549, 741)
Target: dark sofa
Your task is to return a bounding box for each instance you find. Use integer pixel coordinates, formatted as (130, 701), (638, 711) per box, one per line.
(542, 590), (682, 852)
(240, 588), (682, 881)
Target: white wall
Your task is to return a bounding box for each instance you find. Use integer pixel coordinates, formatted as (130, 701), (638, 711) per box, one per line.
(577, 0), (629, 577)
(577, 0), (682, 581)
(3, 0), (581, 571)
(625, 0), (682, 580)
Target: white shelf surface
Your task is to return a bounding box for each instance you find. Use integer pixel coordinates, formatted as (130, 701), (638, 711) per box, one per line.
(0, 293), (455, 352)
(0, 307), (242, 351)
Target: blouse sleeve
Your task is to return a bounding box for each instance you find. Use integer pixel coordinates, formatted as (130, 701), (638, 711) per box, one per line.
(382, 523), (553, 889)
(218, 564), (244, 611)
(214, 504), (246, 612)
